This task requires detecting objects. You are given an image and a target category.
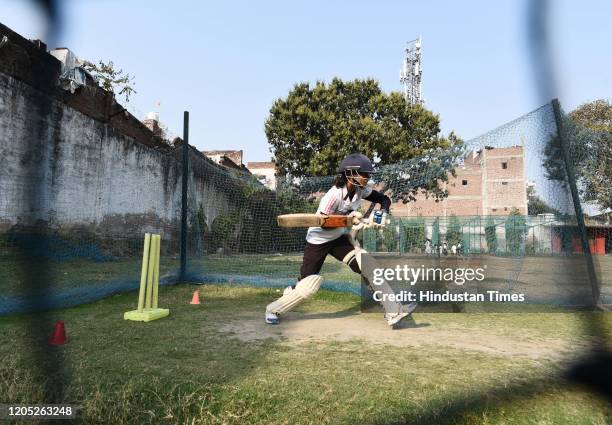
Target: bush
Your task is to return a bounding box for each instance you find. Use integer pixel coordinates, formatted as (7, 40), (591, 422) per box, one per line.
(431, 218), (440, 246)
(446, 215), (462, 247)
(381, 220), (397, 252)
(209, 213), (240, 254)
(401, 217), (426, 253)
(485, 216), (498, 255)
(505, 208), (527, 255)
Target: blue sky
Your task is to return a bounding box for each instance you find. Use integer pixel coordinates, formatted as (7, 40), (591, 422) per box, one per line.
(2, 0), (611, 162)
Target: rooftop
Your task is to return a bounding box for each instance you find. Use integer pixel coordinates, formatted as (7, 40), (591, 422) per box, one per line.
(247, 162), (275, 169)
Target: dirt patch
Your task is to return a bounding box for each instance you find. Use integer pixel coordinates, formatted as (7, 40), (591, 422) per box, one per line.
(219, 311), (582, 361)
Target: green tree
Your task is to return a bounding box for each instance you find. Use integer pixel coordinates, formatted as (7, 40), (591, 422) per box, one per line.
(527, 185), (560, 216)
(485, 216), (498, 255)
(543, 99), (612, 210)
(431, 218), (440, 247)
(265, 78), (463, 202)
(401, 216), (426, 253)
(380, 222), (397, 252)
(505, 208), (527, 255)
(445, 215), (462, 247)
(571, 99), (612, 133)
(83, 60), (136, 103)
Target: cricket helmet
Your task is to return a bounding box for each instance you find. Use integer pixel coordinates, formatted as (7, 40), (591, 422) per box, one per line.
(338, 153), (376, 188)
(337, 153), (377, 174)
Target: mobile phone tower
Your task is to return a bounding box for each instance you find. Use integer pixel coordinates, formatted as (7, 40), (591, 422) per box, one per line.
(400, 37), (423, 105)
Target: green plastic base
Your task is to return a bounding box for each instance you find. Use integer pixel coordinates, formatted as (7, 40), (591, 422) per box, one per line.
(124, 308), (170, 322)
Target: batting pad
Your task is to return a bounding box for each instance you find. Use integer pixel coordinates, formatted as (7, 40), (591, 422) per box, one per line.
(343, 247), (366, 271)
(266, 275), (323, 315)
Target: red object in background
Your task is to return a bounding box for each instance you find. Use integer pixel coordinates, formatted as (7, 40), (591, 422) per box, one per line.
(190, 290), (201, 305)
(593, 235), (605, 255)
(572, 234), (606, 255)
(552, 229), (607, 255)
(572, 235), (582, 253)
(48, 320), (68, 345)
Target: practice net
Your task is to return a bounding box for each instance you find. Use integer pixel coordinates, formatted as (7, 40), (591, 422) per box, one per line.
(1, 100), (609, 314)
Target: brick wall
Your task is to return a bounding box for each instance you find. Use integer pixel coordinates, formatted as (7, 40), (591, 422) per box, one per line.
(391, 147), (527, 217)
(483, 146), (527, 215)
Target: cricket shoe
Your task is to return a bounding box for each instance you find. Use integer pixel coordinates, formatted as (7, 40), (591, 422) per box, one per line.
(385, 302), (418, 327)
(265, 311), (280, 325)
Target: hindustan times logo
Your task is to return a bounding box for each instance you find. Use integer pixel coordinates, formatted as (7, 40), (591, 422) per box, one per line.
(372, 265), (487, 286)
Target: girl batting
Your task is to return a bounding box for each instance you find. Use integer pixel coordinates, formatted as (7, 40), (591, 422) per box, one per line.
(265, 153), (417, 326)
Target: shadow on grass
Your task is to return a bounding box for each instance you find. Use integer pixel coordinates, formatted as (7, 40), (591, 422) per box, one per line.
(370, 315), (611, 425)
(375, 376), (561, 425)
(2, 284), (294, 422)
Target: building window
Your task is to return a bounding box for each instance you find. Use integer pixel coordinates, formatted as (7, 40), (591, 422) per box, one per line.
(504, 207), (508, 211)
(501, 181), (508, 185)
(501, 161), (508, 169)
(462, 180), (468, 186)
(492, 208), (497, 212)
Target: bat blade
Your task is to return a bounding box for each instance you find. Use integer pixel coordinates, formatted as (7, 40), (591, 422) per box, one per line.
(277, 214), (355, 228)
(277, 214), (324, 227)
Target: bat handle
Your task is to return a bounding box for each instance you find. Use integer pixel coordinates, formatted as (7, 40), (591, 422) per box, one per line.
(346, 202), (374, 248)
(363, 202), (376, 219)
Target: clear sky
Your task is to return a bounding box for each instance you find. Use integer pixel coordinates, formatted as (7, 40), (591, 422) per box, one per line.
(2, 0), (611, 163)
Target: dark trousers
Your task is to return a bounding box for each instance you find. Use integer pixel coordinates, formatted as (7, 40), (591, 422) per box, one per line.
(299, 235), (360, 280)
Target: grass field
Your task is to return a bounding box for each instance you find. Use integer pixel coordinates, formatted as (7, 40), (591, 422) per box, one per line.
(1, 283), (610, 424)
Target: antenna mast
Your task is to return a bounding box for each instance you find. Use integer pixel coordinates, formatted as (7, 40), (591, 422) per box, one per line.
(400, 37), (423, 105)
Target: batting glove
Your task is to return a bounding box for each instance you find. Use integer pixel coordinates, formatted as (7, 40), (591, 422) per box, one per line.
(365, 212), (388, 229)
(348, 210), (363, 225)
(348, 211), (366, 231)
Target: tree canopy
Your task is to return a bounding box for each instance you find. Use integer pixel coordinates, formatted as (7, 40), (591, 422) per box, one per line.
(570, 99), (612, 133)
(265, 78), (461, 183)
(505, 208), (527, 255)
(543, 99), (612, 210)
(527, 185), (560, 216)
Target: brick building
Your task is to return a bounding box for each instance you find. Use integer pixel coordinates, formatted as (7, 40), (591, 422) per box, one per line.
(392, 146), (527, 217)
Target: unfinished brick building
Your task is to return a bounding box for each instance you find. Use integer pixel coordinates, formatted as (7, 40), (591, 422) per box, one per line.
(391, 146), (527, 217)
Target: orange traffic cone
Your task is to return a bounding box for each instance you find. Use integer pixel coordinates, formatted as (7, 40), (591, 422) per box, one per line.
(48, 320), (68, 345)
(190, 289), (200, 305)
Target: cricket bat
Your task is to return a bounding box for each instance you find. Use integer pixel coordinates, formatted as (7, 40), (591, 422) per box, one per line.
(277, 214), (360, 228)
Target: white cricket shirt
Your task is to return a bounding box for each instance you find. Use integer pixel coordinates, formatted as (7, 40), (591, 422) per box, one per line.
(305, 184), (373, 244)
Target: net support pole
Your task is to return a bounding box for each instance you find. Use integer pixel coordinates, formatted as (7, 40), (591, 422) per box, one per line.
(551, 98), (601, 308)
(180, 111), (189, 282)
